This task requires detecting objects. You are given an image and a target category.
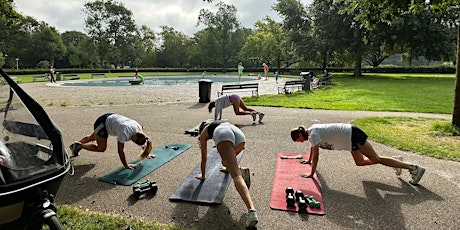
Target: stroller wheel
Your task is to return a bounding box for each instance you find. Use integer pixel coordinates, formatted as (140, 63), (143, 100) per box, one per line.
(43, 213), (64, 230)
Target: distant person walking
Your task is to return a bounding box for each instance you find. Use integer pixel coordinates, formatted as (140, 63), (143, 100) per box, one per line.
(263, 63), (269, 80)
(49, 66), (56, 83)
(237, 62), (244, 83)
(275, 71), (280, 84)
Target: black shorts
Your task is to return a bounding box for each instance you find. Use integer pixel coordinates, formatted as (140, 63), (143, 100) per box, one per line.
(351, 126), (368, 151)
(93, 113), (113, 138)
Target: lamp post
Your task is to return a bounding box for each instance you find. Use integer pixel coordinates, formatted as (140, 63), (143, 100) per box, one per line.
(15, 58), (19, 70)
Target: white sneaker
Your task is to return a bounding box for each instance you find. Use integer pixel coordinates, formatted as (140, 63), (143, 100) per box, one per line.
(246, 209), (258, 228)
(392, 156), (403, 176)
(258, 113), (265, 123)
(409, 165), (425, 185)
(240, 167), (251, 189)
(251, 112), (257, 123)
(69, 141), (82, 158)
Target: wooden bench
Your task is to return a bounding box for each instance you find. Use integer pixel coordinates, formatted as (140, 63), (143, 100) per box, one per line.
(217, 83), (259, 97)
(0, 76), (21, 84)
(10, 76), (21, 83)
(319, 75), (333, 86)
(33, 75), (48, 82)
(277, 80), (306, 94)
(91, 73), (106, 78)
(62, 74), (80, 80)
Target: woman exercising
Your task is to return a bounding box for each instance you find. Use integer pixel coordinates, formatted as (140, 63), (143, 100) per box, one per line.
(196, 121), (258, 228)
(208, 94), (264, 124)
(290, 123), (425, 185)
(69, 113), (153, 169)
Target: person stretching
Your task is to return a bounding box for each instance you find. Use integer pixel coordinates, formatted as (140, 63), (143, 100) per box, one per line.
(290, 123), (425, 185)
(208, 94), (264, 124)
(69, 113), (153, 169)
(196, 121), (258, 228)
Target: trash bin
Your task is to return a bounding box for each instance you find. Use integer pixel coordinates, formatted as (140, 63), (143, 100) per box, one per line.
(299, 72), (311, 91)
(55, 72), (61, 81)
(198, 79), (213, 103)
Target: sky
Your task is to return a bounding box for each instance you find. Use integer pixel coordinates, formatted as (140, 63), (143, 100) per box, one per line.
(14, 0), (312, 36)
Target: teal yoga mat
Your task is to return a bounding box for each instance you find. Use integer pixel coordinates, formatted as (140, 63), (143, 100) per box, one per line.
(169, 147), (244, 204)
(99, 143), (192, 186)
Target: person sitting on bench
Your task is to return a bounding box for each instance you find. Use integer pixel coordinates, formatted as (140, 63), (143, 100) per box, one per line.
(208, 94), (264, 124)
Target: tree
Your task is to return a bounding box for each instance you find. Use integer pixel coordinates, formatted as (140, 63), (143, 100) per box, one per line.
(342, 0), (460, 128)
(29, 24), (66, 67)
(273, 0), (311, 68)
(83, 0), (137, 68)
(61, 31), (93, 68)
(156, 26), (189, 68)
(239, 16), (293, 72)
(197, 2), (245, 71)
(136, 25), (158, 67)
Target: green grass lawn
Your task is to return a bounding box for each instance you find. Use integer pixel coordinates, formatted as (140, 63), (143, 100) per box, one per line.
(245, 73), (455, 114)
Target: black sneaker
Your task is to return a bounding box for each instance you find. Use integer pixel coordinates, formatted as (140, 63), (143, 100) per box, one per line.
(69, 141), (82, 158)
(409, 165), (425, 185)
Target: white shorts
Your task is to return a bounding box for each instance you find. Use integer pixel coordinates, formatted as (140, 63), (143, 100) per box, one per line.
(212, 124), (245, 147)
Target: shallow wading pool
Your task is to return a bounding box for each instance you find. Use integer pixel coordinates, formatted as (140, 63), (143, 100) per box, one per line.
(59, 76), (255, 87)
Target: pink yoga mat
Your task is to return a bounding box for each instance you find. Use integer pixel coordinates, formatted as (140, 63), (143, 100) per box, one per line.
(270, 153), (325, 215)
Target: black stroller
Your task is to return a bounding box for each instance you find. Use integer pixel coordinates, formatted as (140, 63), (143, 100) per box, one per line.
(0, 69), (71, 229)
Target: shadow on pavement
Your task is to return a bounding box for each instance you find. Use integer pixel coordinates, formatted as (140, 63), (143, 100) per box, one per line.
(58, 164), (115, 204)
(319, 173), (443, 229)
(172, 202), (242, 230)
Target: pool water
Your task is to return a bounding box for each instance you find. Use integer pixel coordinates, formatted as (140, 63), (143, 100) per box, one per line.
(60, 76), (254, 87)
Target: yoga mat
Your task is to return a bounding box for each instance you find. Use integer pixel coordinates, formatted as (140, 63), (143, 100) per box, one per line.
(99, 143), (192, 186)
(169, 147), (244, 204)
(184, 119), (228, 136)
(270, 153), (325, 215)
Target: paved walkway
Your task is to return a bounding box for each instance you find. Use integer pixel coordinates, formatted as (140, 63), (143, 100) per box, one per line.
(23, 77), (459, 229)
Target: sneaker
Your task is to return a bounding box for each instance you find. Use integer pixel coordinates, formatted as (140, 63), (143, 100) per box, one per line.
(392, 156), (403, 176)
(409, 165), (425, 185)
(69, 141), (82, 158)
(258, 113), (265, 123)
(246, 209), (258, 228)
(240, 167), (251, 189)
(251, 112), (257, 123)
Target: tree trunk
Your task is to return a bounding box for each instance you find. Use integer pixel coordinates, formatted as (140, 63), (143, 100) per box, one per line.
(354, 53), (363, 77)
(452, 24), (460, 129)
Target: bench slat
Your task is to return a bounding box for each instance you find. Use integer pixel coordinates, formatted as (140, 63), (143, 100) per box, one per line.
(218, 83), (259, 97)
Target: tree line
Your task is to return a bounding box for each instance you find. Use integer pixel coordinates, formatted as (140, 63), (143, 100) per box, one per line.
(0, 0), (457, 75)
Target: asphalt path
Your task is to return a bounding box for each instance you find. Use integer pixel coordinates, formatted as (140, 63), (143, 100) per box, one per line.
(44, 104), (459, 230)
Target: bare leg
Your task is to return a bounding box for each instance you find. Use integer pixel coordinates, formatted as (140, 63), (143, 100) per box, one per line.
(352, 141), (415, 171)
(232, 99), (255, 116)
(80, 132), (107, 152)
(217, 141), (255, 211)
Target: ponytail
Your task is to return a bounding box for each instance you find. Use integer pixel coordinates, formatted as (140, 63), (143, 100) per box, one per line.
(208, 101), (216, 113)
(290, 126), (307, 141)
(139, 137), (153, 160)
(132, 131), (152, 160)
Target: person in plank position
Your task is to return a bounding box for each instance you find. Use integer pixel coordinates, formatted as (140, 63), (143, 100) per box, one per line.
(208, 94), (264, 124)
(69, 113), (153, 169)
(196, 121), (258, 228)
(290, 123), (425, 185)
